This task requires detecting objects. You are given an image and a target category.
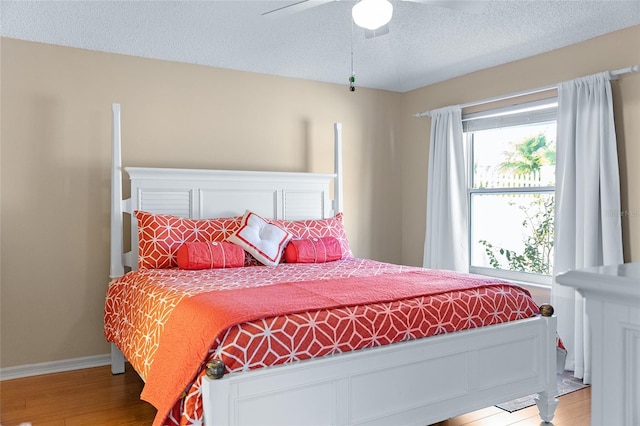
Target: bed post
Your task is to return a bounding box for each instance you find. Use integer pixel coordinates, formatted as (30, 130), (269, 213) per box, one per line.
(534, 304), (559, 422)
(111, 103), (124, 280)
(110, 103), (126, 375)
(333, 122), (343, 215)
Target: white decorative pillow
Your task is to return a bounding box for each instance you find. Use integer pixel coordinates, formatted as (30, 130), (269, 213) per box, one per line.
(228, 211), (292, 266)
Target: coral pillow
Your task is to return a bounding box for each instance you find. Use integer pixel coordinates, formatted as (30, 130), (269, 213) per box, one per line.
(271, 213), (352, 259)
(284, 237), (342, 263)
(176, 241), (245, 270)
(227, 211), (292, 267)
(135, 210), (242, 269)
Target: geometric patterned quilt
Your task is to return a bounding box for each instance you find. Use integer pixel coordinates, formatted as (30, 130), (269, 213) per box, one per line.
(104, 258), (540, 426)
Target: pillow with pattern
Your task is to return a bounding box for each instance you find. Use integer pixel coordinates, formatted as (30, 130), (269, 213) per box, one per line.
(271, 213), (352, 259)
(135, 210), (242, 269)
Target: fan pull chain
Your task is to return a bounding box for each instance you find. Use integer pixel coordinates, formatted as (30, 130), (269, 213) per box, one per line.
(350, 61), (355, 91)
(349, 18), (356, 92)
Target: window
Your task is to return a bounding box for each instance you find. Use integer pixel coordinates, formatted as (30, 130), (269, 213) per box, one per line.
(464, 99), (557, 286)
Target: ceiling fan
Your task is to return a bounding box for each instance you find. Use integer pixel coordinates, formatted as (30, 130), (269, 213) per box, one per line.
(262, 0), (487, 38)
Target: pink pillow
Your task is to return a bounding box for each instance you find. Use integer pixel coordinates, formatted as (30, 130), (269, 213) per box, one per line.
(271, 213), (352, 259)
(227, 211), (292, 267)
(284, 237), (342, 263)
(176, 241), (245, 270)
(135, 211), (242, 269)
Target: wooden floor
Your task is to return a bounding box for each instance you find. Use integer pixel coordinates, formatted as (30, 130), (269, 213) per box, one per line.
(1, 364), (590, 426)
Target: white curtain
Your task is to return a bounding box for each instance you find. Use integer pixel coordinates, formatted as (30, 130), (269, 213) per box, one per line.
(423, 106), (468, 272)
(553, 72), (624, 384)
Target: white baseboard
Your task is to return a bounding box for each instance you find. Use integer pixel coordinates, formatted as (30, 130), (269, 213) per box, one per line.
(0, 353), (111, 381)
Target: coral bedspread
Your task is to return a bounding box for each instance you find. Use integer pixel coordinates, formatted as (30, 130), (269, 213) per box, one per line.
(104, 259), (540, 426)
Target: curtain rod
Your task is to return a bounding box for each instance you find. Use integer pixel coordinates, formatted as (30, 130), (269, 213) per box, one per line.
(414, 64), (640, 118)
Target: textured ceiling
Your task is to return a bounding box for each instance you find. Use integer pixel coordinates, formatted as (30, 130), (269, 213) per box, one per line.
(1, 1), (639, 92)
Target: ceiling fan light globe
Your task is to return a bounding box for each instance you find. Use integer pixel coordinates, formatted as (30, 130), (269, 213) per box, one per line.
(352, 0), (393, 31)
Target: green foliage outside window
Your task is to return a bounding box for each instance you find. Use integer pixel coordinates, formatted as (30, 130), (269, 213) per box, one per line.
(479, 133), (555, 275)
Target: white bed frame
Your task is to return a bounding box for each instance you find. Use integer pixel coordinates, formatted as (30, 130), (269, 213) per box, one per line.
(109, 103), (558, 425)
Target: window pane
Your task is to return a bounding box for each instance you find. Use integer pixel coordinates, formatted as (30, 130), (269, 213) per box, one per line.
(470, 192), (554, 276)
(472, 122), (556, 189)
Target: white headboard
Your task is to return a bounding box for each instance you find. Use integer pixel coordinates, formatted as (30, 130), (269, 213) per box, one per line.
(110, 103), (343, 278)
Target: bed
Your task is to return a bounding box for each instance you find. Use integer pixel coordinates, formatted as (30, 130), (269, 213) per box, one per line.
(105, 103), (559, 426)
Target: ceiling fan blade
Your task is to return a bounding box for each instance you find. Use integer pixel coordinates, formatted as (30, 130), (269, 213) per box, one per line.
(262, 0), (335, 18)
(364, 24), (390, 39)
(404, 0), (488, 14)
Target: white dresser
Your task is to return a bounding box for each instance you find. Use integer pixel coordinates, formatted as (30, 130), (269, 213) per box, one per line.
(557, 263), (640, 426)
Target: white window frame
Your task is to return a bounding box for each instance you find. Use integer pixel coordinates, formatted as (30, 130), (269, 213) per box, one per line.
(463, 99), (557, 287)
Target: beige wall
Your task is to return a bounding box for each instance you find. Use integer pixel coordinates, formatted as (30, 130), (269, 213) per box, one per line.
(401, 25), (640, 267)
(1, 25), (638, 369)
(0, 38), (403, 368)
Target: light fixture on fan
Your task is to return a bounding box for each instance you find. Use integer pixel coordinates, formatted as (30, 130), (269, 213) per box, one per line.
(351, 0), (393, 30)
